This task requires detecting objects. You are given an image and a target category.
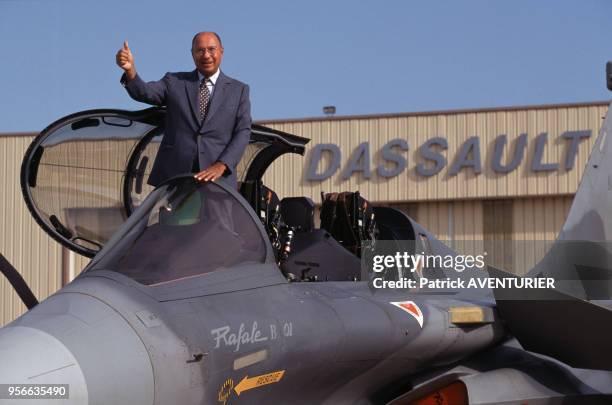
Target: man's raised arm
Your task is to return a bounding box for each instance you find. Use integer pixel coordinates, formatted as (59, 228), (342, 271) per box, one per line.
(116, 40), (168, 106)
(116, 41), (137, 80)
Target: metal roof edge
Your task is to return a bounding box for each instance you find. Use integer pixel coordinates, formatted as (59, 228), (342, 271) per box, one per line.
(256, 100), (611, 125)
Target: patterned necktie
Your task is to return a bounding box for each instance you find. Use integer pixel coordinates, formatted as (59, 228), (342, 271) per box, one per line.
(198, 78), (211, 121)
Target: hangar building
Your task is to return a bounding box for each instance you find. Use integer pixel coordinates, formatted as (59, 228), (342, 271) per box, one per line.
(0, 100), (608, 325)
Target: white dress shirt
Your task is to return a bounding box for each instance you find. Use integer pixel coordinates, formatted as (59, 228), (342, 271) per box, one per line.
(197, 69), (220, 96)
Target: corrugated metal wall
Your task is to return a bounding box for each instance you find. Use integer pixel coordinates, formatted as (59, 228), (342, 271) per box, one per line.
(263, 103), (607, 203)
(387, 196), (572, 276)
(0, 102), (604, 325)
(0, 135), (62, 326)
(512, 195), (573, 275)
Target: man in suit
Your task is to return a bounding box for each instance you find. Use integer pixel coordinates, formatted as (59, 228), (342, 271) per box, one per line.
(116, 32), (251, 188)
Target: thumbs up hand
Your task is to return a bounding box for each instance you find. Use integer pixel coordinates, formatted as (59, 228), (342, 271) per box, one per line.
(116, 41), (136, 79)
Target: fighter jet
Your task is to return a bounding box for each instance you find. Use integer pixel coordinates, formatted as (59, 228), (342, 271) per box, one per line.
(3, 67), (612, 405)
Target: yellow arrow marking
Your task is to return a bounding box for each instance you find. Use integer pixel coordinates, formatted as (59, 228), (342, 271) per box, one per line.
(234, 370), (285, 396)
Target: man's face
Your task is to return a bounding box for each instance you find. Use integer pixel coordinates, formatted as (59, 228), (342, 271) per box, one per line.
(191, 33), (224, 77)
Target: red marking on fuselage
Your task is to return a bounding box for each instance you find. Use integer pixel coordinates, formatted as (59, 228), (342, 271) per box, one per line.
(390, 301), (424, 328)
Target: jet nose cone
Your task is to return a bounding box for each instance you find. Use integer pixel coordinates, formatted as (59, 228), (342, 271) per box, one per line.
(0, 293), (154, 405)
(0, 326), (88, 403)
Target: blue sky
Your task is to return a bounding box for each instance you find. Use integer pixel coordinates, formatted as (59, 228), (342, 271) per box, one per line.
(1, 0), (611, 132)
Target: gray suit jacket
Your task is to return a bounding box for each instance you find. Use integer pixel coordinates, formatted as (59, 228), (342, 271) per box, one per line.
(122, 70), (251, 187)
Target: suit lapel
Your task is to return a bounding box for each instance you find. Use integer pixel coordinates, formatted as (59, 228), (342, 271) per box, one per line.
(202, 71), (230, 128)
(185, 70), (200, 124)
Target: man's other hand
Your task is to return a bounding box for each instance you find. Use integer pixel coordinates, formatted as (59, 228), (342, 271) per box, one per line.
(116, 41), (136, 80)
(195, 162), (227, 182)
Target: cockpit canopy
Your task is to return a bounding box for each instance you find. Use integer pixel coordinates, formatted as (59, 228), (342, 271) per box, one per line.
(87, 177), (268, 286)
(21, 108), (308, 257)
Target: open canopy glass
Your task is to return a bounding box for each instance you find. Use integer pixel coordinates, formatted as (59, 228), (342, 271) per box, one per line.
(21, 108), (308, 257)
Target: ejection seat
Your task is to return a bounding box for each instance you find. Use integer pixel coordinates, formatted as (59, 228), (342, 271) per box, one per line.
(279, 197), (315, 233)
(320, 191), (375, 257)
(279, 194), (364, 282)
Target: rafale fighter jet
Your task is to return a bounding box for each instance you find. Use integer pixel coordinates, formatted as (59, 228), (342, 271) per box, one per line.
(4, 67), (612, 405)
